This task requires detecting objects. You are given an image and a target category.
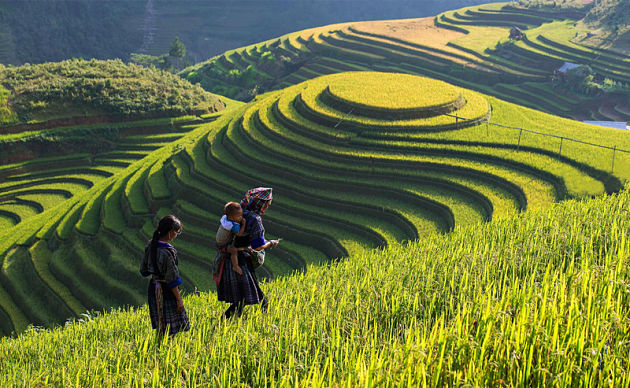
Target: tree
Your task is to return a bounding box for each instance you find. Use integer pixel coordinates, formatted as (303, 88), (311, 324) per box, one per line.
(169, 37), (186, 58)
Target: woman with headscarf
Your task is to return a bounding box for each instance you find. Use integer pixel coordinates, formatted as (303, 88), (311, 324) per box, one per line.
(216, 187), (280, 319)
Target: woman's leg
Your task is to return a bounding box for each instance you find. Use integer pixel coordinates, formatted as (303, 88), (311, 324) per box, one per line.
(224, 301), (245, 319)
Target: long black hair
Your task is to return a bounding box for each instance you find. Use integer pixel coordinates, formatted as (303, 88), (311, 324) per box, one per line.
(150, 215), (182, 270)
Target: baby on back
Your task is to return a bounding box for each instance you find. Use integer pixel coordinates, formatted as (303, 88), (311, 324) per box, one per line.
(215, 201), (246, 277)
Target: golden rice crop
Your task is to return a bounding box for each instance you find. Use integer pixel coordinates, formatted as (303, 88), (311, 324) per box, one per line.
(324, 72), (461, 110)
(0, 187), (628, 386)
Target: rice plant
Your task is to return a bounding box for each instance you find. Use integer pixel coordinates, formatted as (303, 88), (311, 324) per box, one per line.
(0, 187), (628, 386)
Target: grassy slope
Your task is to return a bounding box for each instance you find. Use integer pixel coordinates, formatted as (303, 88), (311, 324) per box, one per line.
(0, 59), (231, 229)
(0, 187), (628, 386)
(579, 0), (630, 51)
(0, 58), (225, 126)
(2, 0), (630, 343)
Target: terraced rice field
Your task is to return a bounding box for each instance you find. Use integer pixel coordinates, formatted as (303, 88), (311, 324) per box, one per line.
(1, 71), (629, 336)
(183, 1), (630, 122)
(0, 117), (210, 229)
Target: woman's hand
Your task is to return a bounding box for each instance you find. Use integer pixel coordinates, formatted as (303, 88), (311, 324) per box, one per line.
(270, 239), (280, 249)
(176, 300), (185, 313)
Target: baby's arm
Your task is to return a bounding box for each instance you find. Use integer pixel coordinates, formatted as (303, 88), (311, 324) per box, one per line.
(235, 218), (246, 236)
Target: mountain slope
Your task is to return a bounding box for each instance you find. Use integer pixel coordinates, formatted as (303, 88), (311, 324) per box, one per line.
(181, 1), (630, 121)
(0, 0), (491, 65)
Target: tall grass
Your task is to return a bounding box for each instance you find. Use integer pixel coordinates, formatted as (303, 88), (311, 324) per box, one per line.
(0, 188), (628, 386)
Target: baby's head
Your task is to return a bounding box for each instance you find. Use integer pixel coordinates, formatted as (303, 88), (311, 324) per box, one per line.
(224, 201), (243, 223)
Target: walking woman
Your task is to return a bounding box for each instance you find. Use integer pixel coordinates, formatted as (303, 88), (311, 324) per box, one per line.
(216, 187), (280, 319)
(140, 215), (190, 337)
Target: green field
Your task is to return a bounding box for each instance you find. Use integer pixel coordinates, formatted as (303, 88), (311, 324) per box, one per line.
(0, 1), (630, 383)
(0, 59), (230, 230)
(0, 70), (628, 338)
(0, 186), (628, 385)
(0, 116), (219, 229)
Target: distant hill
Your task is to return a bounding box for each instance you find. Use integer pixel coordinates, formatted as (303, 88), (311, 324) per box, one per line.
(0, 0), (145, 65)
(181, 1), (630, 122)
(0, 0), (492, 65)
(0, 58), (225, 127)
(584, 0), (630, 30)
(580, 0), (630, 51)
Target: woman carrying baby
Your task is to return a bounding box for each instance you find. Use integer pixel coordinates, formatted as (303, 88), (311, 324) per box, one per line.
(216, 187), (280, 319)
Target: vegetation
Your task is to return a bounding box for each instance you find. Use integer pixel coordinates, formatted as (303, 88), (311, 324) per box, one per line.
(181, 1), (630, 122)
(0, 84), (16, 125)
(0, 188), (628, 385)
(584, 0), (630, 33)
(130, 37), (193, 73)
(0, 70), (628, 338)
(0, 4), (629, 384)
(0, 0), (144, 65)
(0, 1), (481, 66)
(0, 116), (210, 231)
(324, 72), (462, 111)
(295, 73), (490, 129)
(0, 58), (224, 125)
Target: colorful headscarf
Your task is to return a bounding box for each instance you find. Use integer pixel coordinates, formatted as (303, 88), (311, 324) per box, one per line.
(241, 187), (273, 215)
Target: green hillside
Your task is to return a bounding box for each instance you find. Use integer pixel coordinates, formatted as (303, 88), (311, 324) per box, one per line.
(0, 58), (227, 233)
(0, 58), (225, 127)
(0, 115), (221, 229)
(181, 1), (630, 122)
(0, 186), (628, 385)
(0, 70), (628, 337)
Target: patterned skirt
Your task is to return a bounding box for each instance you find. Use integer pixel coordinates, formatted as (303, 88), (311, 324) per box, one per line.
(147, 278), (190, 335)
(217, 250), (265, 305)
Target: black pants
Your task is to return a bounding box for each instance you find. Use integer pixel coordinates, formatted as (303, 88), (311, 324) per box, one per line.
(224, 297), (268, 319)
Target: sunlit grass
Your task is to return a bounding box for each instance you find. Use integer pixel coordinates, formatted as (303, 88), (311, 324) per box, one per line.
(0, 188), (628, 386)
